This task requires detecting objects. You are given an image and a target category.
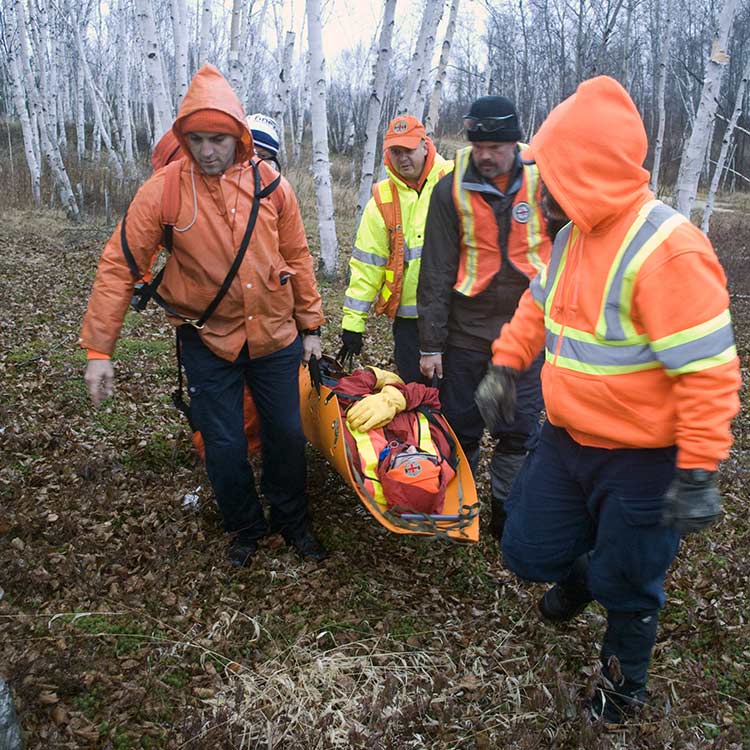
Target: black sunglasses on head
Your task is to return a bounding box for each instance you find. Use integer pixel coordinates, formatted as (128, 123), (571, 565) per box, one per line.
(463, 114), (515, 133)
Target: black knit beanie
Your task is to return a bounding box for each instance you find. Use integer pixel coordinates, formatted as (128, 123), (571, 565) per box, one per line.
(465, 96), (523, 142)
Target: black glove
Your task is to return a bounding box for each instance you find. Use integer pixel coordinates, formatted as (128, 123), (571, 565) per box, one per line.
(340, 329), (363, 355)
(475, 365), (519, 430)
(662, 469), (723, 535)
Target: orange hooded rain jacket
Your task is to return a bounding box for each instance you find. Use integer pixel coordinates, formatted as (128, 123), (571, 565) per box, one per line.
(491, 76), (740, 470)
(80, 65), (323, 362)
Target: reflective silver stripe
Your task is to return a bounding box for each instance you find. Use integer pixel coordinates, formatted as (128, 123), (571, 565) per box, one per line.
(351, 247), (388, 267)
(404, 243), (423, 262)
(397, 304), (418, 317)
(604, 202), (676, 340)
(530, 274), (545, 305)
(343, 296), (372, 313)
(546, 330), (657, 367)
(655, 323), (736, 371)
(540, 224), (572, 303)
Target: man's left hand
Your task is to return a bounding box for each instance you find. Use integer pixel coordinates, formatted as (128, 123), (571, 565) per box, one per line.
(302, 333), (322, 363)
(662, 469), (723, 535)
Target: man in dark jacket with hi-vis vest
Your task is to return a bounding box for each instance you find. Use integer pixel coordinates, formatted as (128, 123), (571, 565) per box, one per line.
(476, 76), (741, 725)
(418, 96), (551, 536)
(341, 116), (452, 383)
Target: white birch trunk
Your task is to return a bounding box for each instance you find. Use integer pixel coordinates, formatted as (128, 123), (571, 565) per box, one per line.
(228, 0), (243, 96)
(425, 0), (459, 136)
(295, 51), (311, 161)
(650, 0), (673, 194)
(701, 55), (750, 233)
(171, 0), (189, 105)
(134, 0), (174, 140)
(674, 0), (738, 218)
(306, 0), (338, 277)
(412, 0), (445, 119)
(199, 0), (212, 66)
(398, 0), (443, 116)
(118, 7), (136, 176)
(355, 0), (397, 228)
(75, 26), (125, 180)
(6, 23), (41, 204)
(271, 30), (296, 165)
(10, 0), (79, 219)
(75, 50), (86, 161)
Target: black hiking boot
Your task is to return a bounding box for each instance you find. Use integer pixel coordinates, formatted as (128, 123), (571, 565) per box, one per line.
(538, 582), (592, 624)
(284, 527), (329, 562)
(227, 537), (258, 568)
(587, 673), (648, 727)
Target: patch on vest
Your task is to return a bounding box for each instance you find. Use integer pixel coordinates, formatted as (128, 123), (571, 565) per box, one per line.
(393, 119), (408, 134)
(512, 202), (531, 224)
(403, 460), (423, 477)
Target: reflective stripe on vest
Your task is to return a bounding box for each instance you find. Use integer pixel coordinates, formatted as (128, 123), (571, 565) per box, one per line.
(452, 146), (547, 297)
(349, 412), (437, 509)
(537, 201), (737, 376)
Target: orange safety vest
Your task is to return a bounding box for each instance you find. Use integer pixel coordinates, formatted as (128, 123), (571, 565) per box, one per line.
(451, 146), (549, 297)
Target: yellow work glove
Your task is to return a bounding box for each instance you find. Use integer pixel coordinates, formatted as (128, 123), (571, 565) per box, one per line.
(346, 386), (407, 432)
(366, 366), (404, 390)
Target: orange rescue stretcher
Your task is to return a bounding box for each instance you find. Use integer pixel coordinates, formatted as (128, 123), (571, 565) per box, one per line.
(298, 357), (479, 542)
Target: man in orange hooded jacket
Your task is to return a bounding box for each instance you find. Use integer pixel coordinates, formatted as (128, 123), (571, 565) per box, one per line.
(475, 76), (741, 724)
(80, 65), (328, 567)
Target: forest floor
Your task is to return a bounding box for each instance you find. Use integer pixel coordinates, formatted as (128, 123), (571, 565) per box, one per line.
(0, 203), (749, 750)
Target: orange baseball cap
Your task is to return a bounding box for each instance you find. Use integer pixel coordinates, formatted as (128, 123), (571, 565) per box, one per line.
(383, 115), (426, 151)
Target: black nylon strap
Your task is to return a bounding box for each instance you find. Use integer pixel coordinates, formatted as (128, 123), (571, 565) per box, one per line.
(121, 160), (281, 327)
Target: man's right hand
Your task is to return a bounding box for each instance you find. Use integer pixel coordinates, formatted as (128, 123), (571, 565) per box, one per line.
(420, 353), (443, 380)
(84, 359), (115, 406)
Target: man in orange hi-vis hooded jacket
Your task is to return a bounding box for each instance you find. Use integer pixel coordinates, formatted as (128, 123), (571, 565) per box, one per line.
(475, 76), (741, 725)
(80, 65), (328, 568)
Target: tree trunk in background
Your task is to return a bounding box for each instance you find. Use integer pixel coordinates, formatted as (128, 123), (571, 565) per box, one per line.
(11, 0), (79, 219)
(675, 0), (737, 218)
(199, 0), (212, 65)
(75, 52), (86, 161)
(272, 30), (296, 164)
(228, 0), (243, 96)
(171, 0), (189, 105)
(5, 5), (41, 205)
(398, 0), (443, 116)
(413, 0), (446, 119)
(134, 0), (174, 140)
(650, 0), (673, 195)
(75, 26), (125, 180)
(306, 0), (338, 278)
(701, 54), (750, 232)
(355, 0), (397, 228)
(118, 4), (136, 176)
(425, 0), (459, 136)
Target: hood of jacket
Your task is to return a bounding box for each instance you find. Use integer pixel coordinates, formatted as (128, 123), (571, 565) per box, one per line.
(526, 76), (650, 233)
(172, 64), (253, 165)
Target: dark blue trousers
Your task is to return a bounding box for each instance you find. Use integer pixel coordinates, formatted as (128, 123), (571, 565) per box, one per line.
(392, 317), (422, 384)
(179, 327), (309, 541)
(501, 421), (681, 687)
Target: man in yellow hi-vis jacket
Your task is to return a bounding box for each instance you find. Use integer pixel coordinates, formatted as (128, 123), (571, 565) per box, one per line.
(340, 115), (452, 383)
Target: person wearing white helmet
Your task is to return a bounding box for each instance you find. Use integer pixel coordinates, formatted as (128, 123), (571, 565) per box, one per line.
(247, 113), (281, 168)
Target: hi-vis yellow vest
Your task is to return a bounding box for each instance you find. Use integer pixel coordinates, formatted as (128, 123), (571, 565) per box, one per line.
(451, 146), (549, 297)
(530, 200), (737, 376)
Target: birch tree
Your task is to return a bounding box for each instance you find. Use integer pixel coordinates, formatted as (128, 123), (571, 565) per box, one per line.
(199, 0), (212, 65)
(674, 0), (738, 218)
(227, 0), (243, 96)
(171, 0), (189, 104)
(306, 0), (338, 277)
(134, 0), (174, 140)
(701, 54), (750, 232)
(425, 0), (459, 136)
(355, 0), (397, 227)
(649, 0), (673, 194)
(271, 30), (296, 164)
(398, 0), (444, 116)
